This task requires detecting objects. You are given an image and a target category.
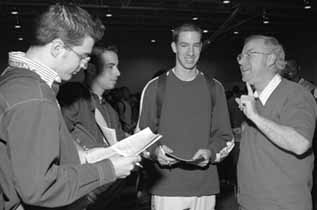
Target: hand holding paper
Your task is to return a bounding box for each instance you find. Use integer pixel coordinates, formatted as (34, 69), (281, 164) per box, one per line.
(191, 149), (211, 167)
(77, 127), (161, 164)
(155, 145), (177, 166)
(110, 155), (141, 178)
(163, 149), (210, 167)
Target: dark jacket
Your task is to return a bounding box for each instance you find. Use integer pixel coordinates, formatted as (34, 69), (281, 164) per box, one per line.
(57, 82), (127, 210)
(0, 68), (116, 209)
(58, 82), (125, 148)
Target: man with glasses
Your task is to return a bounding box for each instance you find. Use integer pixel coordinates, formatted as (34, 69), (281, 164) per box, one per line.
(235, 35), (317, 210)
(0, 3), (140, 210)
(64, 44), (91, 69)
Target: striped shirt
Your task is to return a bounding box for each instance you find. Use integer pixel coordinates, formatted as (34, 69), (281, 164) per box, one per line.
(7, 51), (61, 87)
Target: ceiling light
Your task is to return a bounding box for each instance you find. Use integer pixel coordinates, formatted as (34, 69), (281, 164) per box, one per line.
(11, 9), (18, 15)
(222, 0), (231, 4)
(203, 29), (209, 33)
(233, 31), (239, 34)
(262, 9), (270, 24)
(304, 4), (312, 9)
(304, 0), (312, 9)
(14, 24), (21, 29)
(106, 13), (112, 17)
(151, 39), (156, 43)
(263, 19), (270, 24)
(192, 17), (198, 21)
(18, 37), (23, 41)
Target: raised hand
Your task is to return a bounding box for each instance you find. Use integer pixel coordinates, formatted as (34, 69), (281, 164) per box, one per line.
(235, 82), (258, 121)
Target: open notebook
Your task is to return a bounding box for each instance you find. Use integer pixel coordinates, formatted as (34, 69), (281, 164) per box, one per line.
(165, 152), (205, 165)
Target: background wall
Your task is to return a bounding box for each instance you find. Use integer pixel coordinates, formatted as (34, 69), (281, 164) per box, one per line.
(1, 31), (317, 94)
(113, 31), (317, 93)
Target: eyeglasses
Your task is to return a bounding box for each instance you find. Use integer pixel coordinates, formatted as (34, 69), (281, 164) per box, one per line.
(64, 45), (90, 62)
(237, 51), (271, 62)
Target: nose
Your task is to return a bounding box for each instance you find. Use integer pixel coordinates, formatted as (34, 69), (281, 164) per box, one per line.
(187, 46), (195, 56)
(80, 57), (90, 70)
(237, 53), (245, 65)
(114, 66), (120, 76)
(80, 62), (88, 70)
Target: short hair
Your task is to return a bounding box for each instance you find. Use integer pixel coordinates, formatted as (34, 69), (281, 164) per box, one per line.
(172, 23), (202, 43)
(33, 3), (105, 46)
(85, 45), (118, 86)
(245, 35), (286, 72)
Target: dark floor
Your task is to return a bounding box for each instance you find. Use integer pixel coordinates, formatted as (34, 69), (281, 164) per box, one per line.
(104, 181), (238, 210)
(97, 155), (317, 210)
(104, 180), (317, 210)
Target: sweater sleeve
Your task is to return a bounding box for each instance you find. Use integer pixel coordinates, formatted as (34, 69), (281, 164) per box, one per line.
(208, 80), (234, 162)
(7, 100), (116, 207)
(136, 78), (161, 155)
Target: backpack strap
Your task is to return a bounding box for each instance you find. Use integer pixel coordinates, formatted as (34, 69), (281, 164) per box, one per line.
(155, 72), (167, 133)
(203, 73), (216, 111)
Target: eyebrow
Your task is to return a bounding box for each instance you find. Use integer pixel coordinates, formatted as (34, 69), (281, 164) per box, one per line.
(105, 63), (115, 67)
(178, 41), (201, 45)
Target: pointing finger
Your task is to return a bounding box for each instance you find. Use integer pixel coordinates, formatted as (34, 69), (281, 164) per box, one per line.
(246, 82), (253, 96)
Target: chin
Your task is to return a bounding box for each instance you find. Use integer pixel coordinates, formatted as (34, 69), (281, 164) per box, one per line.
(241, 74), (251, 83)
(105, 85), (114, 90)
(183, 65), (196, 70)
(61, 74), (73, 81)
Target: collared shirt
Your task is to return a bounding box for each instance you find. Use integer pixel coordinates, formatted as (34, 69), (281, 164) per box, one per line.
(254, 74), (282, 106)
(7, 51), (61, 87)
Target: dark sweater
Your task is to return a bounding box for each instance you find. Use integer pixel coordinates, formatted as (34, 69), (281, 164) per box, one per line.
(138, 70), (233, 196)
(0, 68), (116, 209)
(238, 79), (317, 210)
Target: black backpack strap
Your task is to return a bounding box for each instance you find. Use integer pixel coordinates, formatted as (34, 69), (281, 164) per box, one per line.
(203, 73), (216, 113)
(155, 72), (167, 133)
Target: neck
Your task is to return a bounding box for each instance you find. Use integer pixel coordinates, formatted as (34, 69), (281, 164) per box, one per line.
(173, 66), (198, 81)
(91, 83), (104, 97)
(26, 46), (54, 69)
(254, 73), (276, 93)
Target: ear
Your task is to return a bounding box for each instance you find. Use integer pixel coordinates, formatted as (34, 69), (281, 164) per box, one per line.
(171, 42), (177, 53)
(50, 38), (65, 58)
(266, 53), (276, 67)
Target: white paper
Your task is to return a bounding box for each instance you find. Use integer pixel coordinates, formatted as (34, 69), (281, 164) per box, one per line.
(85, 147), (117, 163)
(111, 128), (162, 156)
(76, 127), (161, 164)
